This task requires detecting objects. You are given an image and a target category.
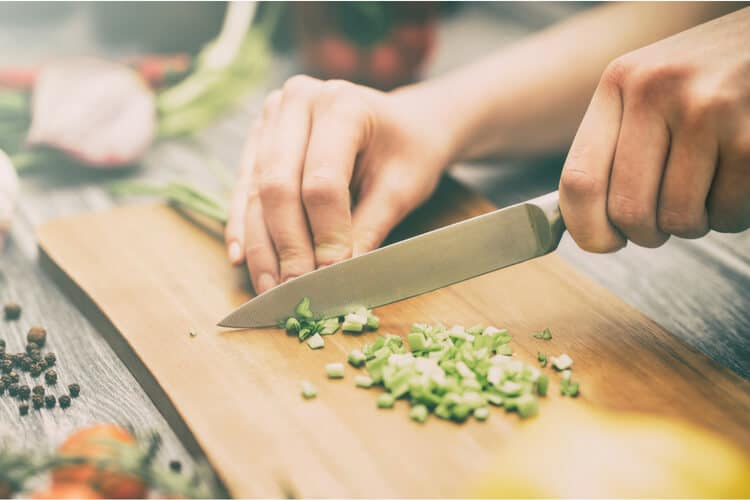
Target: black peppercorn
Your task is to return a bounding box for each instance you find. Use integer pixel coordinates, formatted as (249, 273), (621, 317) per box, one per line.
(68, 383), (80, 398)
(44, 370), (57, 385)
(17, 385), (30, 400)
(19, 403), (29, 416)
(9, 371), (19, 383)
(3, 303), (21, 321)
(30, 363), (42, 377)
(169, 460), (182, 473)
(0, 381), (5, 395)
(8, 383), (19, 396)
(1, 359), (11, 373)
(27, 326), (46, 347)
(20, 356), (32, 371)
(44, 352), (56, 367)
(26, 342), (39, 354)
(29, 350), (41, 362)
(1, 374), (10, 385)
(12, 353), (23, 367)
(32, 394), (43, 409)
(0, 339), (5, 349)
(44, 395), (55, 408)
(32, 385), (44, 396)
(59, 395), (71, 409)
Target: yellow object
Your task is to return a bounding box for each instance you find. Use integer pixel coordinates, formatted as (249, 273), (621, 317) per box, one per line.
(472, 401), (750, 498)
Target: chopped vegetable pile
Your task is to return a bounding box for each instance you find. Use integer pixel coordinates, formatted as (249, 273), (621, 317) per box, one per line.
(282, 298), (379, 350)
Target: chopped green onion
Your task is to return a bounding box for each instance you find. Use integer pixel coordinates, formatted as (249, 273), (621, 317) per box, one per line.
(354, 375), (373, 388)
(560, 375), (580, 397)
(366, 312), (380, 330)
(537, 351), (548, 367)
(285, 317), (300, 333)
(533, 327), (553, 340)
(341, 320), (364, 333)
(473, 407), (490, 421)
(409, 404), (428, 423)
(301, 381), (317, 399)
(377, 393), (395, 409)
(325, 362), (345, 379)
(295, 297), (313, 320)
(319, 318), (340, 335)
(515, 394), (539, 418)
(536, 374), (549, 396)
(551, 353), (573, 371)
(348, 349), (366, 367)
(306, 333), (324, 350)
(298, 327), (312, 342)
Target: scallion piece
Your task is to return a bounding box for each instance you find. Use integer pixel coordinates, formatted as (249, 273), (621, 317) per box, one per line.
(295, 297), (314, 320)
(536, 374), (549, 396)
(473, 407), (490, 421)
(551, 353), (573, 371)
(306, 333), (324, 350)
(285, 317), (300, 334)
(354, 375), (373, 388)
(537, 351), (548, 367)
(409, 404), (428, 423)
(377, 392), (395, 409)
(348, 349), (366, 367)
(341, 320), (364, 333)
(325, 362), (345, 379)
(301, 381), (317, 399)
(319, 318), (340, 335)
(366, 312), (380, 330)
(533, 327), (553, 340)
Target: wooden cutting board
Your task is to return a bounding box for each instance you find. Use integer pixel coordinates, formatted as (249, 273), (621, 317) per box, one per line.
(37, 180), (750, 498)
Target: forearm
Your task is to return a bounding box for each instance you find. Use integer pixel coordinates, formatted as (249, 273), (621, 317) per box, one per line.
(402, 2), (740, 161)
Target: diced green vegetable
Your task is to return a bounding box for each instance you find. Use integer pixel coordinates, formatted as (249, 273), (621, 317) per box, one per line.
(551, 353), (574, 371)
(366, 312), (380, 330)
(306, 333), (324, 350)
(533, 327), (553, 340)
(560, 375), (580, 397)
(301, 381), (317, 399)
(319, 318), (340, 335)
(515, 394), (539, 418)
(537, 351), (548, 367)
(325, 362), (345, 379)
(341, 320), (364, 333)
(348, 349), (366, 367)
(409, 404), (428, 423)
(298, 327), (312, 342)
(377, 393), (395, 409)
(536, 374), (549, 396)
(473, 407), (490, 421)
(295, 297), (314, 320)
(354, 375), (373, 388)
(285, 317), (300, 333)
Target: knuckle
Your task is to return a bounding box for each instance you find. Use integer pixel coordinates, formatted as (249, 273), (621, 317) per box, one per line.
(258, 176), (297, 204)
(319, 79), (353, 100)
(262, 90), (282, 117)
(314, 242), (352, 266)
(560, 168), (603, 201)
(601, 56), (633, 90)
(608, 192), (652, 230)
(302, 175), (347, 208)
(282, 74), (320, 98)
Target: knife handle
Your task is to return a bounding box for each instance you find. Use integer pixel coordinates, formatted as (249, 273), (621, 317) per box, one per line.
(526, 190), (566, 253)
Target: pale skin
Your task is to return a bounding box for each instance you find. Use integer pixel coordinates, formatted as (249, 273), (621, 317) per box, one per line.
(226, 2), (749, 294)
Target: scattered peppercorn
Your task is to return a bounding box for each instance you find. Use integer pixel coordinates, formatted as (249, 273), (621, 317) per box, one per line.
(44, 370), (57, 385)
(169, 460), (182, 473)
(44, 395), (55, 408)
(44, 352), (56, 367)
(0, 338), (5, 348)
(1, 359), (11, 373)
(3, 303), (21, 320)
(68, 383), (80, 398)
(19, 403), (29, 416)
(27, 326), (46, 347)
(59, 395), (71, 409)
(8, 383), (19, 397)
(30, 364), (42, 377)
(1, 374), (10, 385)
(12, 354), (22, 367)
(32, 385), (44, 395)
(26, 342), (39, 354)
(17, 385), (30, 400)
(9, 371), (19, 383)
(20, 356), (32, 371)
(29, 350), (41, 362)
(0, 381), (5, 395)
(32, 394), (43, 409)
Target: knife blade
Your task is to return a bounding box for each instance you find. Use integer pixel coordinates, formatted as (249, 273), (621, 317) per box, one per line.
(218, 190), (565, 328)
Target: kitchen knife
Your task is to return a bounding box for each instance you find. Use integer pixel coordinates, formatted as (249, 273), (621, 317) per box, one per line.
(218, 190), (565, 328)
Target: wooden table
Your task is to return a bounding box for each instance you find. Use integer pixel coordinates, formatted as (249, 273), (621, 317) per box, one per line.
(1, 2), (748, 488)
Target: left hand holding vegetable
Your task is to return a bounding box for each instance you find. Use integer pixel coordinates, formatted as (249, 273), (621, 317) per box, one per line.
(559, 7), (750, 253)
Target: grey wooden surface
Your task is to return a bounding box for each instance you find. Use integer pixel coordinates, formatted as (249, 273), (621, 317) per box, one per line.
(1, 2), (748, 493)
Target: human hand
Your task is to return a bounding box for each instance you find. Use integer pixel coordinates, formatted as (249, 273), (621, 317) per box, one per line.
(225, 76), (456, 294)
(559, 7), (750, 252)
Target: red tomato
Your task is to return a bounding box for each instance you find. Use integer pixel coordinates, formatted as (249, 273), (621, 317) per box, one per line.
(51, 424), (148, 499)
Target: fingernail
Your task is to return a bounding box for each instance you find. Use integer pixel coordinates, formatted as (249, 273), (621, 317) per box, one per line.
(257, 273), (277, 294)
(228, 241), (242, 264)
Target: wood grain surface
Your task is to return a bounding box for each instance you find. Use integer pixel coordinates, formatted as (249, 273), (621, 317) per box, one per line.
(36, 181), (750, 498)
